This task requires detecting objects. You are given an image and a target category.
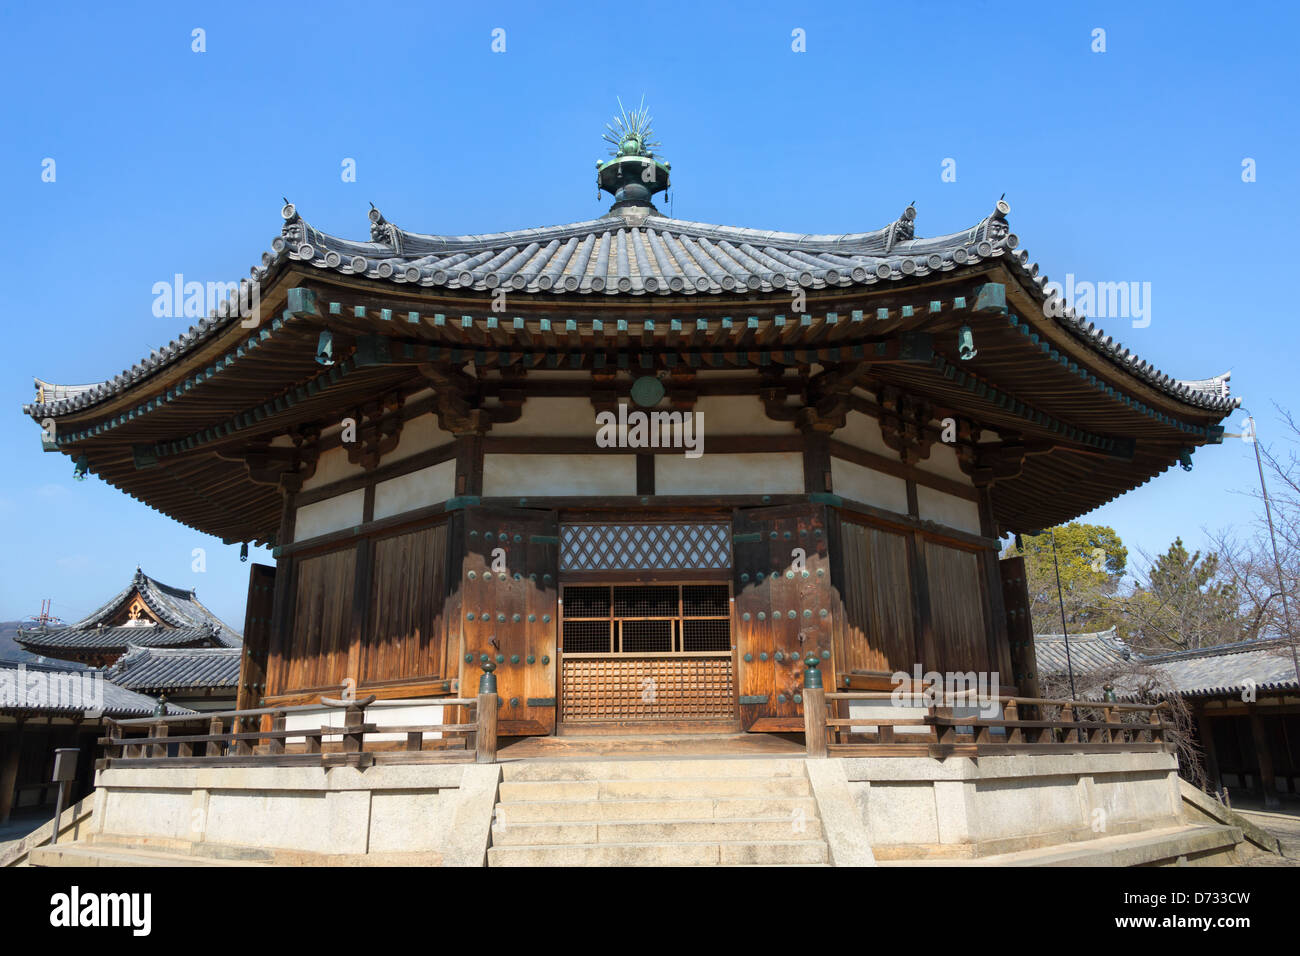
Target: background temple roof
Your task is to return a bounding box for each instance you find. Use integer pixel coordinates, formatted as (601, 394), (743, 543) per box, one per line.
(15, 569), (241, 655)
(1034, 628), (1133, 675)
(0, 658), (193, 718)
(1034, 631), (1300, 699)
(106, 645), (241, 694)
(69, 568), (241, 644)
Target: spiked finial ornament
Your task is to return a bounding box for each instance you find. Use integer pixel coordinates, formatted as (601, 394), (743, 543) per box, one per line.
(597, 97), (671, 214)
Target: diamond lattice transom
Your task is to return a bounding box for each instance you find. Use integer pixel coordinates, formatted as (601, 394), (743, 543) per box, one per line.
(560, 523), (732, 571)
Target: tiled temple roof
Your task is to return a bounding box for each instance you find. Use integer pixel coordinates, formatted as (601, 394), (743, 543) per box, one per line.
(1034, 628), (1133, 675)
(1034, 632), (1300, 699)
(1139, 638), (1300, 698)
(69, 568), (241, 644)
(23, 200), (1236, 419)
(0, 659), (193, 718)
(15, 568), (241, 655)
(16, 624), (222, 653)
(106, 645), (241, 693)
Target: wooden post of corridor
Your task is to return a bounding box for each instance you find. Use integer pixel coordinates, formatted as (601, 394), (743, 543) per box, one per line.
(802, 654), (828, 758)
(476, 660), (499, 764)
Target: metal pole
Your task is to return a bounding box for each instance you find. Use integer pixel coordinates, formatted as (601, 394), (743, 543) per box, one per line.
(1247, 415), (1300, 690)
(1050, 529), (1077, 700)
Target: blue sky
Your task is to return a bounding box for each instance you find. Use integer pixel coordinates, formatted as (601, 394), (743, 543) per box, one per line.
(0, 1), (1295, 628)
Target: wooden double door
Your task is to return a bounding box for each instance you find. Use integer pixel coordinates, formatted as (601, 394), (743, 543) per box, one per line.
(455, 506), (559, 736)
(454, 503), (837, 736)
(732, 504), (836, 732)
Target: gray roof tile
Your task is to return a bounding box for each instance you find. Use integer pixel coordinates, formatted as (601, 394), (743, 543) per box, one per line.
(24, 200), (1237, 418)
(106, 645), (241, 693)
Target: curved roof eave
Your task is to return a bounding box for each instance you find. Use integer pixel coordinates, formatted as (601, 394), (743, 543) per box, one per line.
(24, 200), (1238, 420)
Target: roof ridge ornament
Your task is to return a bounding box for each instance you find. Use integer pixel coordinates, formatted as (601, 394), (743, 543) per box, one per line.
(368, 203), (403, 253)
(596, 97), (670, 217)
(884, 203), (916, 254)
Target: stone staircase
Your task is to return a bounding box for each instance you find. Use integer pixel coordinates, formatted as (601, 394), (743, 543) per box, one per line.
(487, 757), (828, 866)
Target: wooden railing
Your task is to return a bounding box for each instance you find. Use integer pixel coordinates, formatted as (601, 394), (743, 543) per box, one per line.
(98, 690), (499, 770)
(800, 662), (1170, 759)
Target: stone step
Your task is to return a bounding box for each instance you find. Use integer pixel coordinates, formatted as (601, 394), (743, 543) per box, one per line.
(500, 758), (808, 782)
(30, 841), (260, 867)
(488, 839), (829, 867)
(88, 833), (277, 863)
(495, 794), (819, 823)
(491, 816), (824, 846)
(498, 775), (811, 803)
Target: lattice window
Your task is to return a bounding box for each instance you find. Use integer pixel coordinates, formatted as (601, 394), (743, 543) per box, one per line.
(560, 582), (731, 655)
(560, 523), (731, 571)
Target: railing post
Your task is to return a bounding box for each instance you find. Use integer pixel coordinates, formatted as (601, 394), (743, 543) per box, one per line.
(802, 654), (827, 758)
(268, 712), (286, 755)
(206, 716), (223, 757)
(343, 702), (366, 755)
(1005, 699), (1023, 744)
(476, 661), (499, 764)
(150, 722), (169, 759)
(1061, 703), (1078, 744)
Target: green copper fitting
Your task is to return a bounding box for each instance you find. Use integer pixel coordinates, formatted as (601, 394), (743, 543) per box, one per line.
(803, 654), (823, 689)
(479, 659), (497, 694)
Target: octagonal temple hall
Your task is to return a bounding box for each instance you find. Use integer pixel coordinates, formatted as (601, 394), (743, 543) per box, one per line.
(24, 117), (1237, 736)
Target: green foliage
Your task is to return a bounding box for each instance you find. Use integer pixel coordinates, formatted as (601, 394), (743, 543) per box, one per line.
(1004, 525), (1247, 652)
(1002, 523), (1128, 633)
(1118, 538), (1244, 652)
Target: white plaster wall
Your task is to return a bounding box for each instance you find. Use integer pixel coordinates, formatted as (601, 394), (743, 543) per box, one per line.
(483, 454), (637, 497)
(294, 488), (365, 542)
(386, 413), (452, 463)
(299, 446), (364, 492)
(655, 452), (803, 495)
(916, 486), (983, 536)
(836, 410), (895, 458)
(283, 700), (450, 744)
(490, 397), (602, 437)
(916, 442), (969, 484)
(693, 395), (797, 435)
(830, 457), (908, 515)
(373, 461), (457, 520)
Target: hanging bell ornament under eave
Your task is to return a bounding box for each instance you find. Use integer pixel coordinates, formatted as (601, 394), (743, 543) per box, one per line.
(315, 330), (335, 366)
(958, 326), (978, 361)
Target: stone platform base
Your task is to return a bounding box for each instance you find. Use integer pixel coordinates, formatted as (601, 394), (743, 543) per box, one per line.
(23, 749), (1275, 867)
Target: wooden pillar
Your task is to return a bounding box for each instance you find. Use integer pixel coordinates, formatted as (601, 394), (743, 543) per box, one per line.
(1248, 708), (1280, 809)
(636, 453), (655, 495)
(0, 726), (21, 825)
(1195, 706), (1222, 793)
(454, 433), (485, 497)
(801, 430), (832, 495)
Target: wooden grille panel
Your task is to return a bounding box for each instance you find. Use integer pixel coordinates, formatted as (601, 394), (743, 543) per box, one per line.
(560, 657), (736, 722)
(560, 523), (731, 571)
